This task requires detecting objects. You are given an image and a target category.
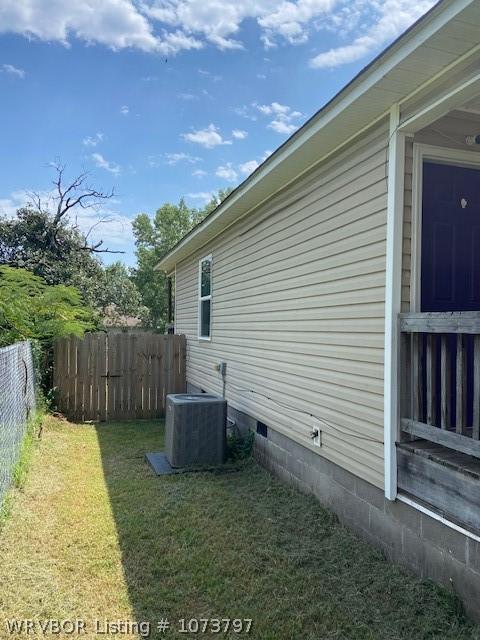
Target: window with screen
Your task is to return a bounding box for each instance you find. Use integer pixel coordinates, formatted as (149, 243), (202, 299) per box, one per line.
(198, 255), (212, 339)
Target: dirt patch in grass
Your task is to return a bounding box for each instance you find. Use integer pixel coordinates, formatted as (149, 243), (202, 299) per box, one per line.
(0, 417), (479, 639)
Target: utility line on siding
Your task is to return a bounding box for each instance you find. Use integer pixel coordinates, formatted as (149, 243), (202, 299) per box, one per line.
(226, 381), (384, 445)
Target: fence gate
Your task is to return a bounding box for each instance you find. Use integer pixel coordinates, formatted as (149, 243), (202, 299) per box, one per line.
(53, 332), (186, 422)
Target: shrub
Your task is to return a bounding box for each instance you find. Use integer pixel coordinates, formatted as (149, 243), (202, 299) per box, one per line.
(0, 266), (95, 347)
(226, 429), (255, 462)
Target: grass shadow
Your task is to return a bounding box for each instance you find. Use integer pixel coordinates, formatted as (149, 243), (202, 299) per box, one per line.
(95, 420), (480, 640)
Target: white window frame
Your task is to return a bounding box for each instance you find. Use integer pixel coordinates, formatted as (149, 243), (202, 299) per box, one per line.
(166, 268), (176, 332)
(198, 254), (212, 341)
(411, 143), (480, 312)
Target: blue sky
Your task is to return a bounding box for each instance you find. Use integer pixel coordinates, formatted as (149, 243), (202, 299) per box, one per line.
(0, 0), (434, 266)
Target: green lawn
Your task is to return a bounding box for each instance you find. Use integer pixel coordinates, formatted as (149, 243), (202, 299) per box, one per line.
(0, 417), (479, 639)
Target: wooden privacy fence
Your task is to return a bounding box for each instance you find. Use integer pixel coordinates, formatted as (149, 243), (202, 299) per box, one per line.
(54, 332), (186, 422)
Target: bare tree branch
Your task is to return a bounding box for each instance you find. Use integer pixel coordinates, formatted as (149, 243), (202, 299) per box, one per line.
(78, 239), (124, 254)
(26, 191), (48, 215)
(84, 216), (113, 240)
(27, 163), (120, 255)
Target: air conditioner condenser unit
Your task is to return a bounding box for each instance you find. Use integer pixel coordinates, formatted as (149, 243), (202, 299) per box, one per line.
(165, 394), (227, 467)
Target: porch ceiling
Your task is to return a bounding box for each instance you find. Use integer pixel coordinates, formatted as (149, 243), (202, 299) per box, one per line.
(415, 108), (480, 151)
(461, 95), (480, 113)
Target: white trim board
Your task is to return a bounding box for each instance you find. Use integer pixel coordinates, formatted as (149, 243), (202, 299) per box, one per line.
(398, 493), (480, 544)
(410, 143), (480, 312)
(384, 105), (406, 501)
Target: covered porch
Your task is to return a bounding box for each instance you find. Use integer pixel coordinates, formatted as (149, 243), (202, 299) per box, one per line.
(393, 89), (480, 532)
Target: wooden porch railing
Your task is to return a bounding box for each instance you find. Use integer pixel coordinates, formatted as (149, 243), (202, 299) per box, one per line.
(400, 312), (480, 459)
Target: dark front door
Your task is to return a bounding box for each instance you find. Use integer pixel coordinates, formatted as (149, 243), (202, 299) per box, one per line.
(421, 161), (480, 312)
(421, 161), (480, 430)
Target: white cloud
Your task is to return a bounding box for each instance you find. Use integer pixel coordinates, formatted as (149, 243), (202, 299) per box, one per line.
(217, 150), (273, 182)
(268, 119), (297, 134)
(310, 0), (435, 68)
(162, 29), (203, 53)
(147, 156), (161, 168)
(182, 124), (231, 149)
(0, 1), (162, 51)
(232, 129), (247, 140)
(71, 207), (133, 248)
(0, 1), (433, 64)
(186, 191), (214, 204)
(1, 63), (25, 78)
(143, 0), (336, 51)
(233, 105), (257, 121)
(164, 152), (201, 165)
(254, 101), (303, 135)
(215, 163), (238, 182)
(120, 105), (129, 115)
(239, 160), (259, 175)
(198, 68), (222, 81)
(0, 190), (29, 216)
(82, 132), (104, 147)
(178, 92), (196, 100)
(238, 150), (272, 177)
(192, 169), (207, 177)
(258, 0), (336, 46)
(0, 0), (203, 55)
(91, 153), (121, 175)
(256, 101), (289, 116)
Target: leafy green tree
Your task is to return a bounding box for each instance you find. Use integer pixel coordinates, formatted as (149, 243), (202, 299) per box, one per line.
(0, 266), (95, 347)
(132, 189), (233, 330)
(201, 188), (234, 217)
(0, 206), (103, 286)
(0, 164), (143, 324)
(132, 199), (194, 331)
(80, 262), (147, 326)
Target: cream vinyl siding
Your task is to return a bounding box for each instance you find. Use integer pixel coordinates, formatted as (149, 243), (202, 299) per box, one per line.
(176, 121), (389, 488)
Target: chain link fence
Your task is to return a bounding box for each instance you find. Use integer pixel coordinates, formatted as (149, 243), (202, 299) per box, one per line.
(0, 341), (36, 505)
